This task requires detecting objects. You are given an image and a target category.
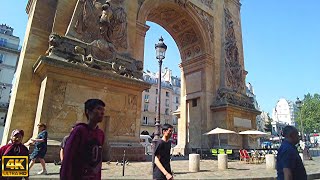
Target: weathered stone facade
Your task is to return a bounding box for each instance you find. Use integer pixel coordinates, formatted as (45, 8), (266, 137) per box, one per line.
(3, 0), (259, 160)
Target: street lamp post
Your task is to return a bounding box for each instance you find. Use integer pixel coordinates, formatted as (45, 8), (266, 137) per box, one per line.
(295, 97), (304, 142)
(152, 37), (167, 177)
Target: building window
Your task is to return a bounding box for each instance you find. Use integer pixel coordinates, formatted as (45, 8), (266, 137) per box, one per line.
(144, 94), (149, 103)
(165, 119), (169, 124)
(142, 116), (148, 125)
(165, 99), (169, 107)
(144, 104), (148, 111)
(165, 108), (170, 115)
(192, 99), (197, 107)
(155, 97), (157, 104)
(145, 89), (149, 92)
(155, 106), (157, 112)
(0, 38), (7, 47)
(0, 53), (3, 63)
(166, 91), (169, 97)
(175, 97), (179, 103)
(156, 89), (158, 94)
(176, 106), (178, 110)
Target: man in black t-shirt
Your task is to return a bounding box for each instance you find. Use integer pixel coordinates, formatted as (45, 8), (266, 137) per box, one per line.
(153, 123), (173, 180)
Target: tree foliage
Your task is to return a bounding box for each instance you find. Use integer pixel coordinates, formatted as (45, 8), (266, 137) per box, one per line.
(296, 93), (320, 133)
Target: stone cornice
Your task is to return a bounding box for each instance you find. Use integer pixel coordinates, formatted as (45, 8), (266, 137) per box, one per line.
(136, 21), (150, 37)
(33, 56), (151, 91)
(179, 53), (214, 70)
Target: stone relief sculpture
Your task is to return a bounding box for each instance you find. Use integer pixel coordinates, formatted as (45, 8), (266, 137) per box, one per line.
(45, 33), (143, 79)
(212, 9), (255, 110)
(72, 0), (127, 60)
(44, 1), (143, 79)
(224, 8), (245, 92)
(214, 88), (255, 109)
(200, 0), (213, 9)
(190, 4), (214, 41)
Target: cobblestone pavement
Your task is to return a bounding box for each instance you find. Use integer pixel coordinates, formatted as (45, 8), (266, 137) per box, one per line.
(29, 157), (320, 179)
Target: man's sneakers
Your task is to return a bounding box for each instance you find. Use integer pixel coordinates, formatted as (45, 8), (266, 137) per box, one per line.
(37, 169), (48, 175)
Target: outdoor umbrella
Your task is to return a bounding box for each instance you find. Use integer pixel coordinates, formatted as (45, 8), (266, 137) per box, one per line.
(239, 130), (268, 148)
(204, 127), (236, 147)
(239, 130), (267, 138)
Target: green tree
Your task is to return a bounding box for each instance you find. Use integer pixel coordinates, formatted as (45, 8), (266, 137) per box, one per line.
(264, 114), (273, 133)
(296, 93), (320, 134)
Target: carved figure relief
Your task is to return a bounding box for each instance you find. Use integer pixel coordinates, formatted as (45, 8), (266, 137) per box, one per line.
(174, 0), (188, 7)
(128, 95), (137, 110)
(190, 4), (214, 41)
(213, 88), (255, 109)
(70, 0), (127, 60)
(109, 95), (137, 136)
(45, 33), (144, 79)
(200, 0), (213, 10)
(47, 81), (82, 134)
(224, 8), (244, 92)
(179, 29), (198, 47)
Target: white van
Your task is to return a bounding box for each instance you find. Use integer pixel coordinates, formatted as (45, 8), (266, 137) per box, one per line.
(140, 135), (153, 155)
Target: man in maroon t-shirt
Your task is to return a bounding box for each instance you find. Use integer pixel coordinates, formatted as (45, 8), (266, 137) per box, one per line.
(60, 99), (105, 180)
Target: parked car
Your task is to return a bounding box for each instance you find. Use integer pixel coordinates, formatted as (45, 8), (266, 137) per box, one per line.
(261, 141), (272, 149)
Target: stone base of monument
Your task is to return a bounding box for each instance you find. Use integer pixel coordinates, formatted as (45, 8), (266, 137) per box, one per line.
(31, 54), (150, 163)
(211, 103), (261, 149)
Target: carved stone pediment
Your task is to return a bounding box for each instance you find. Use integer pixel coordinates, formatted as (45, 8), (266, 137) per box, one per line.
(45, 33), (143, 79)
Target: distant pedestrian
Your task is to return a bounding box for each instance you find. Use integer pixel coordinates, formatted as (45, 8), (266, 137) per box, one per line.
(277, 126), (307, 180)
(28, 123), (48, 175)
(54, 126), (74, 165)
(0, 129), (29, 180)
(153, 123), (174, 180)
(60, 99), (105, 180)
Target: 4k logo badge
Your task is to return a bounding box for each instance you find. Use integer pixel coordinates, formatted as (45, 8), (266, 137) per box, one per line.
(2, 156), (28, 177)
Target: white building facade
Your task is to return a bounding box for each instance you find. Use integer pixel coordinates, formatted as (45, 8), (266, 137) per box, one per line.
(0, 24), (20, 138)
(271, 98), (298, 136)
(272, 98), (297, 126)
(140, 68), (180, 136)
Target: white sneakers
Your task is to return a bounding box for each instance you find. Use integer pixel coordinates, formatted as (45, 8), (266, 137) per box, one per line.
(37, 169), (48, 175)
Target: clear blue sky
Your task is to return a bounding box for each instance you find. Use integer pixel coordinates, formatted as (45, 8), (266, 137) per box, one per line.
(1, 0), (319, 114)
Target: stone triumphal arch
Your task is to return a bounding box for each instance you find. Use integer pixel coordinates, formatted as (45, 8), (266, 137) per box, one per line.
(2, 0), (259, 161)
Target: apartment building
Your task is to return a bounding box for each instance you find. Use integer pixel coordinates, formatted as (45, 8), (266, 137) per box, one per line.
(0, 24), (20, 138)
(140, 68), (180, 137)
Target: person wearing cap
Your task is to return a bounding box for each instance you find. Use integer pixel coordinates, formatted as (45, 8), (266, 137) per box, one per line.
(60, 99), (105, 180)
(28, 123), (48, 175)
(0, 129), (29, 179)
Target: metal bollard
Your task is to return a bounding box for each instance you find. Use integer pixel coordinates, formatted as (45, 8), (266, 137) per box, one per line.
(122, 150), (126, 176)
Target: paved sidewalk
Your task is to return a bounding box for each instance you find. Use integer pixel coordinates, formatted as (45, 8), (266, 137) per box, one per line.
(29, 157), (320, 179)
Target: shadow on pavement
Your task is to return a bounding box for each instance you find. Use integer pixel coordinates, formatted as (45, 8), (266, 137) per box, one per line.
(228, 167), (250, 171)
(174, 170), (211, 175)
